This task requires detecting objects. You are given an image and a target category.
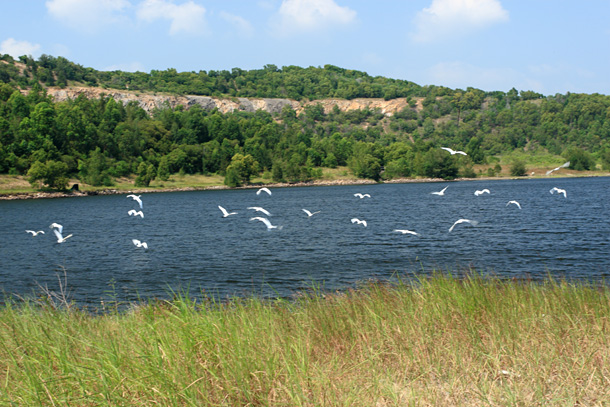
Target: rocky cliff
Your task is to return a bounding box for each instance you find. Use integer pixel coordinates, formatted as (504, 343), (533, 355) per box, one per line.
(45, 86), (421, 117)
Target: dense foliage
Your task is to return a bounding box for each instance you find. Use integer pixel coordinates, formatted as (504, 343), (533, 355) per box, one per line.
(1, 54), (609, 189)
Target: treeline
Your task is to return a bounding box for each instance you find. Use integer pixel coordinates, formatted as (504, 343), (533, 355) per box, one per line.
(1, 54), (609, 190)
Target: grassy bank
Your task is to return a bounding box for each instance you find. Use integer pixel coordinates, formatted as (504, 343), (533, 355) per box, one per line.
(1, 273), (609, 405)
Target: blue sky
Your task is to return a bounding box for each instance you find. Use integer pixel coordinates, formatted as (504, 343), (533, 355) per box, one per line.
(1, 0), (609, 96)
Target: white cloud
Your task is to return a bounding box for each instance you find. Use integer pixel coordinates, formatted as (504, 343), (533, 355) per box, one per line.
(46, 0), (130, 33)
(220, 11), (254, 38)
(136, 0), (207, 35)
(411, 0), (509, 43)
(272, 0), (356, 35)
(0, 38), (42, 58)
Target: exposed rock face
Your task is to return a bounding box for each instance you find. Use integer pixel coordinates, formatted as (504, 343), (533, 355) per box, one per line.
(44, 87), (419, 116)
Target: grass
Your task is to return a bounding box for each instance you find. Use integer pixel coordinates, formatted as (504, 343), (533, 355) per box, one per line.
(1, 272), (610, 405)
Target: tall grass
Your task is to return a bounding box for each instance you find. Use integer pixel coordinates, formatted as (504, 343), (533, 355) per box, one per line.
(1, 273), (610, 405)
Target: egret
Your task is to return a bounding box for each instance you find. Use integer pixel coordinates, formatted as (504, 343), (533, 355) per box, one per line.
(127, 194), (143, 209)
(50, 223), (63, 233)
(128, 209), (144, 218)
(546, 161), (570, 175)
(507, 200), (522, 209)
(53, 229), (73, 243)
(393, 229), (419, 236)
(25, 230), (45, 236)
(550, 187), (567, 198)
(449, 219), (478, 232)
(351, 218), (367, 227)
(302, 209), (321, 217)
(474, 189), (490, 196)
(132, 239), (148, 249)
(250, 216), (281, 230)
(218, 205), (237, 217)
(431, 186), (448, 196)
(256, 187), (272, 196)
(441, 147), (467, 156)
(354, 193), (371, 199)
(247, 206), (271, 216)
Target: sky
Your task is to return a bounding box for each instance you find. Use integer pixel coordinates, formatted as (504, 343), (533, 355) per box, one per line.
(1, 0), (610, 96)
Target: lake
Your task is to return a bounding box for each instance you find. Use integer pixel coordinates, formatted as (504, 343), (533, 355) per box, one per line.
(1, 176), (609, 306)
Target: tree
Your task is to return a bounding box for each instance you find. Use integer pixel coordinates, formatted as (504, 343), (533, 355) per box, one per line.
(27, 160), (69, 190)
(135, 162), (156, 187)
(509, 160), (527, 176)
(563, 147), (595, 171)
(224, 153), (259, 186)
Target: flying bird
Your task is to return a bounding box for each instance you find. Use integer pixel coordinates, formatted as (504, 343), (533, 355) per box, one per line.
(474, 189), (490, 196)
(351, 218), (367, 227)
(302, 209), (321, 217)
(50, 223), (63, 233)
(25, 230), (45, 236)
(256, 187), (272, 196)
(132, 239), (148, 249)
(128, 209), (144, 218)
(53, 229), (73, 243)
(393, 229), (419, 236)
(218, 205), (237, 217)
(354, 193), (371, 199)
(448, 219), (479, 232)
(431, 186), (448, 196)
(546, 161), (570, 175)
(550, 187), (567, 198)
(250, 216), (281, 230)
(507, 200), (522, 209)
(247, 206), (271, 216)
(127, 194), (143, 209)
(441, 147), (467, 156)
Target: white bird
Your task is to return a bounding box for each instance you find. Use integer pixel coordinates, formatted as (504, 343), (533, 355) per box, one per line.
(256, 187), (272, 196)
(351, 218), (367, 227)
(128, 209), (144, 218)
(247, 206), (271, 216)
(441, 147), (467, 156)
(474, 189), (490, 196)
(393, 229), (419, 236)
(25, 230), (45, 236)
(448, 219), (479, 232)
(302, 209), (321, 217)
(127, 194), (143, 209)
(218, 205), (237, 217)
(50, 223), (63, 233)
(550, 187), (567, 198)
(431, 186), (448, 196)
(53, 229), (73, 243)
(507, 200), (522, 209)
(546, 161), (570, 175)
(354, 193), (371, 199)
(132, 239), (148, 249)
(250, 216), (281, 230)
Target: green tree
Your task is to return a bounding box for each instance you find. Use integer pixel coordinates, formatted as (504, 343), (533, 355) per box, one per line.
(224, 153), (259, 186)
(27, 160), (69, 190)
(509, 160), (527, 176)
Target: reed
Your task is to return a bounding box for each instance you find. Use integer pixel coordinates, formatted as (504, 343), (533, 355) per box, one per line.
(1, 272), (609, 406)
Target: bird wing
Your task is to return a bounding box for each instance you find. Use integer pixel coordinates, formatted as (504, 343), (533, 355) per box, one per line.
(218, 206), (229, 216)
(26, 230), (35, 235)
(257, 188), (271, 195)
(62, 234), (73, 242)
(50, 223), (63, 233)
(441, 147), (454, 154)
(141, 242), (148, 249)
(53, 229), (63, 241)
(361, 220), (367, 227)
(251, 217), (273, 228)
(354, 193), (362, 198)
(132, 239), (140, 246)
(456, 151), (467, 155)
(351, 218), (359, 223)
(302, 209), (312, 216)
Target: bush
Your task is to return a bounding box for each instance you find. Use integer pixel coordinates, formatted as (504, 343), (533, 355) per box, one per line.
(509, 160), (527, 176)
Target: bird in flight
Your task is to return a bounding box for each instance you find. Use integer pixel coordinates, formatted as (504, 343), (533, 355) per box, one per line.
(26, 230), (45, 236)
(354, 193), (371, 199)
(218, 205), (237, 217)
(449, 219), (478, 232)
(247, 206), (271, 216)
(50, 222), (63, 233)
(127, 194), (143, 209)
(128, 209), (144, 218)
(302, 209), (321, 217)
(53, 229), (73, 243)
(393, 229), (419, 236)
(546, 161), (570, 175)
(506, 200), (522, 209)
(441, 147), (467, 156)
(474, 189), (490, 196)
(250, 216), (281, 230)
(550, 187), (567, 198)
(256, 187), (272, 196)
(132, 239), (148, 249)
(431, 186), (448, 196)
(351, 218), (367, 227)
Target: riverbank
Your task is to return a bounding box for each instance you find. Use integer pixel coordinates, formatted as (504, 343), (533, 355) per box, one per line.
(1, 272), (609, 405)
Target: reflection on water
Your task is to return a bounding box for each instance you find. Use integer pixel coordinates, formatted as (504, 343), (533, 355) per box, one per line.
(1, 176), (609, 305)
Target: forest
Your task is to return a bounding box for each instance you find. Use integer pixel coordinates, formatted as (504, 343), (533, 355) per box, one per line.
(1, 53), (609, 190)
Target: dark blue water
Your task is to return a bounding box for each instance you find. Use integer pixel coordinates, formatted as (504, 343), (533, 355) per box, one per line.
(1, 177), (609, 305)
